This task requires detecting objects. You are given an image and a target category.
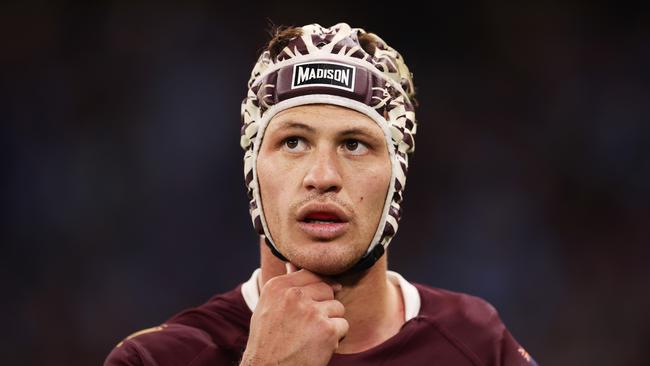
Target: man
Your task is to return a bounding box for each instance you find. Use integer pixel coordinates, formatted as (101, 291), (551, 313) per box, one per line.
(105, 23), (537, 365)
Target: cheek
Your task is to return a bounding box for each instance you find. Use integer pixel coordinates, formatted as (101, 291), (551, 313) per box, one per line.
(257, 156), (281, 214)
(354, 165), (391, 210)
(259, 156), (293, 193)
(257, 153), (299, 224)
(372, 175), (391, 206)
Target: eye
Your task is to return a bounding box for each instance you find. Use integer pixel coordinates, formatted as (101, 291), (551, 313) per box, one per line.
(343, 139), (369, 155)
(282, 136), (308, 153)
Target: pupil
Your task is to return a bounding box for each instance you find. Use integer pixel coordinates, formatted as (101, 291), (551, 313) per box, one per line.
(347, 141), (358, 150)
(287, 138), (298, 149)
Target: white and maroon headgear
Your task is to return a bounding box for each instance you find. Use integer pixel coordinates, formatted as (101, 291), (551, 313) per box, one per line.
(240, 23), (417, 272)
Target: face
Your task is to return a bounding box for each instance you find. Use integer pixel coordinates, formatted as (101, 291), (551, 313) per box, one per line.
(257, 104), (392, 275)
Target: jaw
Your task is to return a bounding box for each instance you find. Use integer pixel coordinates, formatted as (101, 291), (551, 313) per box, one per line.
(274, 228), (369, 276)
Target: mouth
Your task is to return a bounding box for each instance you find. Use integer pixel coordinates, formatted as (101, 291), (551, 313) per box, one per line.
(297, 205), (350, 240)
(302, 212), (344, 224)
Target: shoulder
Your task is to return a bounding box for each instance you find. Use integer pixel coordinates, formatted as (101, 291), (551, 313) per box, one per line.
(416, 284), (502, 333)
(413, 284), (536, 366)
(105, 286), (252, 366)
(169, 284), (252, 336)
(104, 323), (229, 366)
(415, 285), (504, 351)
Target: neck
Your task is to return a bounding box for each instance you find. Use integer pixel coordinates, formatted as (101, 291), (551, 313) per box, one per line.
(258, 241), (405, 354)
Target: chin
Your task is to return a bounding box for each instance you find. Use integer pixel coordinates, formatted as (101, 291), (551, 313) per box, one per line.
(298, 259), (354, 276)
(281, 241), (367, 276)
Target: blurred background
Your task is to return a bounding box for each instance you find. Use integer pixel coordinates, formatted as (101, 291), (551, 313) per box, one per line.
(2, 1), (649, 365)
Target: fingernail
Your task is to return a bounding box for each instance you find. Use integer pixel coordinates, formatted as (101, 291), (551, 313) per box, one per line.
(332, 283), (343, 291)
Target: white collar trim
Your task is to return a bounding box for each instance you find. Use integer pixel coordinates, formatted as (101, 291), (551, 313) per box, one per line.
(241, 268), (421, 322)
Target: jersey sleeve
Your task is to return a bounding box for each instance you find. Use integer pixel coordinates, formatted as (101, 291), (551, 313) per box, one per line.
(457, 294), (537, 366)
(498, 327), (538, 366)
(103, 323), (235, 366)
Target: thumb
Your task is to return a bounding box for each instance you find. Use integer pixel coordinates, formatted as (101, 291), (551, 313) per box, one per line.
(285, 262), (298, 274)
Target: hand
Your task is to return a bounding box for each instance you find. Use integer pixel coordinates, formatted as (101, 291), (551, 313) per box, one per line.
(240, 263), (348, 366)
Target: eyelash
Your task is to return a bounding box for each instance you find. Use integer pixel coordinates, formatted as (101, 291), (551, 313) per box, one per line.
(280, 136), (371, 154)
(343, 139), (361, 151)
(284, 137), (301, 149)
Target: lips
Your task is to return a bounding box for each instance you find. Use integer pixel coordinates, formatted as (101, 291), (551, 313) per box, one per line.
(303, 212), (343, 223)
(297, 204), (350, 240)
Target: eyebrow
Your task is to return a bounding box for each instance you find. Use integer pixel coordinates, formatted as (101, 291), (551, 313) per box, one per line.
(338, 127), (382, 140)
(273, 120), (383, 141)
(279, 121), (316, 133)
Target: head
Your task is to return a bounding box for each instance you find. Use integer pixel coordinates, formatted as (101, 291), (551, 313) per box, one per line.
(241, 23), (417, 275)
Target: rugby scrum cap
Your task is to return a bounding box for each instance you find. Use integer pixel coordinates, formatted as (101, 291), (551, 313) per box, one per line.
(240, 23), (417, 273)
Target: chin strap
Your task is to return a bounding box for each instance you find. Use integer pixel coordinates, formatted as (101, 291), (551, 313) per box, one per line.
(264, 237), (385, 275)
(264, 237), (288, 262)
(346, 244), (386, 274)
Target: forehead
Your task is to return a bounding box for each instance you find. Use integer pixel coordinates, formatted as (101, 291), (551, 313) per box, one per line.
(266, 104), (384, 137)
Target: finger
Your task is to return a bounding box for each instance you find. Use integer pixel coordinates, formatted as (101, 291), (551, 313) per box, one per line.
(298, 282), (337, 301)
(329, 317), (349, 341)
(285, 262), (296, 274)
(284, 268), (339, 288)
(318, 299), (345, 318)
(261, 269), (329, 297)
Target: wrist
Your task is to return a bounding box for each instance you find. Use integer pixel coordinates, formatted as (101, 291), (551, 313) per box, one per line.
(240, 351), (268, 366)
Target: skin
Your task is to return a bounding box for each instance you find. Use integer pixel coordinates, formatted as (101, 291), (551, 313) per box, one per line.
(241, 105), (405, 365)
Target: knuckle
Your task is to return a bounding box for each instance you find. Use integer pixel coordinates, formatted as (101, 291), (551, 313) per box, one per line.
(341, 318), (350, 333)
(334, 301), (345, 316)
(319, 283), (334, 298)
(288, 287), (304, 299)
(280, 287), (304, 309)
(322, 320), (337, 338)
(304, 304), (320, 320)
(263, 277), (282, 292)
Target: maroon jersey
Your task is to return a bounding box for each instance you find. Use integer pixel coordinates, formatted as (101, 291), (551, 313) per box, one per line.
(105, 276), (536, 366)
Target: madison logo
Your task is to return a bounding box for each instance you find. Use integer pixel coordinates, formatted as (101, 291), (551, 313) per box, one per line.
(291, 62), (356, 92)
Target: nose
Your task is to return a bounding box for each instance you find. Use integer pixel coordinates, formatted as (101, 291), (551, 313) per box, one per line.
(303, 148), (342, 193)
